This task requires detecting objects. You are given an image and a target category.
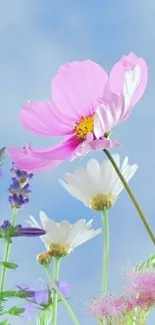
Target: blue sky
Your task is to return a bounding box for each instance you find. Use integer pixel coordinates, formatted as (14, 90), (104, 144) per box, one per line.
(0, 0), (155, 324)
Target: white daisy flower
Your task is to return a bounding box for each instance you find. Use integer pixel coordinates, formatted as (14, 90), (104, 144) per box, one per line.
(27, 211), (101, 256)
(60, 154), (138, 211)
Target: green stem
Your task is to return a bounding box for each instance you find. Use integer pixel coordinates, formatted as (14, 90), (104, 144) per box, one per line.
(101, 209), (109, 294)
(0, 208), (18, 293)
(52, 257), (60, 325)
(104, 149), (155, 246)
(44, 265), (80, 325)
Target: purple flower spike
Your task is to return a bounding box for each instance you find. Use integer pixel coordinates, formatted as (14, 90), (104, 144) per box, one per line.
(56, 281), (71, 298)
(0, 220), (11, 230)
(8, 164), (33, 208)
(15, 227), (46, 237)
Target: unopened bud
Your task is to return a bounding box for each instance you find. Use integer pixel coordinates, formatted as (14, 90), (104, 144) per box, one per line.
(37, 251), (52, 265)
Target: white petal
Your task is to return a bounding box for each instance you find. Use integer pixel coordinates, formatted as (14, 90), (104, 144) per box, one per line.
(85, 219), (94, 230)
(72, 228), (101, 247)
(67, 219), (87, 244)
(86, 159), (101, 182)
(26, 215), (51, 246)
(121, 156), (129, 170)
(99, 157), (118, 193)
(44, 219), (60, 243)
(60, 180), (92, 204)
(58, 221), (71, 243)
(60, 172), (98, 202)
(39, 211), (49, 228)
(27, 215), (41, 228)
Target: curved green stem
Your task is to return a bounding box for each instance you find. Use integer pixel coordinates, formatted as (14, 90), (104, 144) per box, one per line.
(52, 257), (60, 325)
(0, 207), (18, 293)
(104, 149), (155, 246)
(44, 265), (80, 325)
(101, 209), (109, 294)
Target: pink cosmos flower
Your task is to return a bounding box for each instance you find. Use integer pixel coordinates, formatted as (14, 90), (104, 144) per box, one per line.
(8, 53), (148, 172)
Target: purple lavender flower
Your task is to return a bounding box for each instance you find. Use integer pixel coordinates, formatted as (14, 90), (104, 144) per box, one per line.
(0, 220), (11, 230)
(8, 163), (33, 208)
(0, 220), (46, 241)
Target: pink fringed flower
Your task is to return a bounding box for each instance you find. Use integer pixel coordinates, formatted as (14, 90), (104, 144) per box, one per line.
(127, 270), (155, 308)
(89, 294), (136, 320)
(8, 53), (148, 172)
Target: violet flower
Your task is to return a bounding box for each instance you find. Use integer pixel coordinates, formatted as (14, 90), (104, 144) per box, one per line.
(17, 281), (71, 322)
(8, 163), (33, 208)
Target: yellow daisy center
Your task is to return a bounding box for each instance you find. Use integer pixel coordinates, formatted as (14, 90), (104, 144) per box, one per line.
(73, 116), (94, 139)
(89, 193), (115, 211)
(48, 243), (73, 257)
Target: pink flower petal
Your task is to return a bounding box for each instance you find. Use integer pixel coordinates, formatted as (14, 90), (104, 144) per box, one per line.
(8, 136), (82, 172)
(89, 138), (120, 150)
(74, 135), (120, 157)
(52, 60), (108, 119)
(94, 91), (124, 138)
(109, 52), (148, 107)
(20, 101), (74, 136)
(7, 146), (61, 172)
(28, 136), (82, 160)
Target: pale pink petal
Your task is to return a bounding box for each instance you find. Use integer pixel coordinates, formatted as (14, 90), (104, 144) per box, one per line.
(20, 101), (74, 136)
(52, 60), (108, 118)
(7, 146), (61, 172)
(89, 138), (120, 150)
(74, 135), (120, 157)
(109, 52), (148, 106)
(94, 91), (124, 138)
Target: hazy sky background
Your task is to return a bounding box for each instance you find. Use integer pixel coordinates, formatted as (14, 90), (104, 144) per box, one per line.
(0, 0), (155, 324)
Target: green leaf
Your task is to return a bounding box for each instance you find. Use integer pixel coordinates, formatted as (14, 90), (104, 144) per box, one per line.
(0, 289), (32, 300)
(0, 262), (18, 270)
(136, 253), (155, 271)
(8, 306), (25, 316)
(0, 320), (10, 325)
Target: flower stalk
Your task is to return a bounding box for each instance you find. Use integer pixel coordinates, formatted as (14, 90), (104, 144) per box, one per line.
(0, 207), (18, 293)
(44, 265), (80, 325)
(101, 209), (109, 295)
(52, 257), (61, 325)
(104, 149), (155, 246)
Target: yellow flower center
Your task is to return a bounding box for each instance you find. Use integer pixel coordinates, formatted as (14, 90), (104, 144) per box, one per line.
(89, 193), (115, 211)
(73, 116), (94, 139)
(48, 243), (73, 257)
